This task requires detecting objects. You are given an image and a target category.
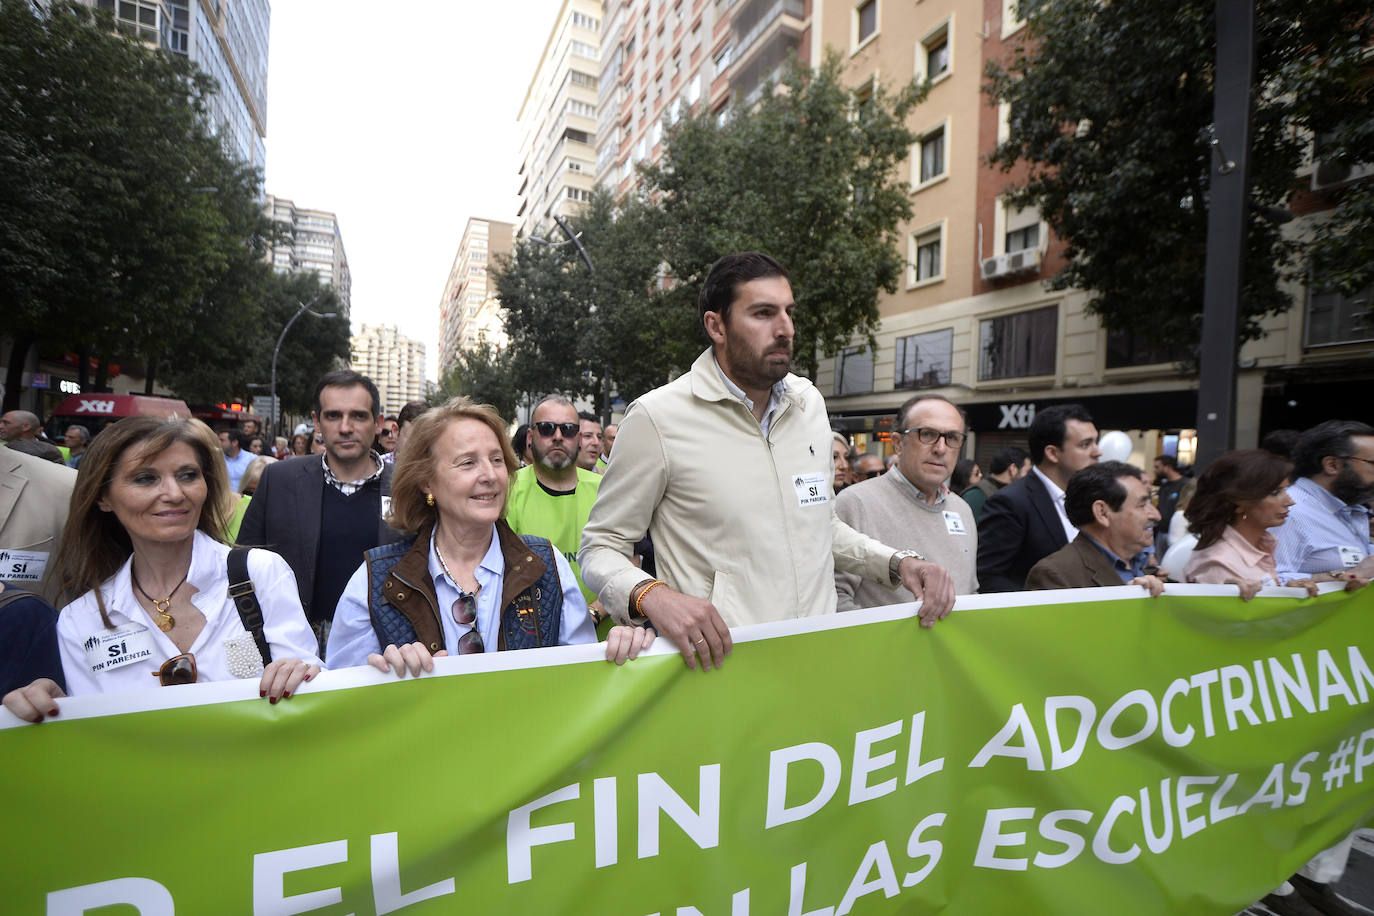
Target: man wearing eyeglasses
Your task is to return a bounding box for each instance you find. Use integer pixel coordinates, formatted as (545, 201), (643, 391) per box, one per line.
(977, 404), (1102, 592)
(1274, 419), (1374, 585)
(506, 396), (603, 614)
(580, 252), (956, 671)
(835, 396), (979, 609)
(852, 453), (884, 482)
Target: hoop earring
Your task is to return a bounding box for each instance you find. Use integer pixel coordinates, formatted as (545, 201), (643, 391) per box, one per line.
(426, 493), (435, 507)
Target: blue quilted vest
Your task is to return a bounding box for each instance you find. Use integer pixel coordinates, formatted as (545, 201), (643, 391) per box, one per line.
(365, 531), (563, 653)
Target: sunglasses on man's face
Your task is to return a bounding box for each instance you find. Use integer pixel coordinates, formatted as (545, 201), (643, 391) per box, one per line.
(151, 653), (197, 686)
(860, 469), (883, 480)
(533, 421), (580, 439)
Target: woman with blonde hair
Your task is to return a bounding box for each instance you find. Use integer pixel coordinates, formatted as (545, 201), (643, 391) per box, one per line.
(326, 398), (654, 673)
(3, 417), (320, 722)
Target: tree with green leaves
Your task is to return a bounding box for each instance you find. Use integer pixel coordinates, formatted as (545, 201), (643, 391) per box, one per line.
(642, 49), (926, 378)
(494, 189), (672, 407)
(0, 0), (273, 408)
(986, 0), (1373, 355)
(432, 341), (520, 424)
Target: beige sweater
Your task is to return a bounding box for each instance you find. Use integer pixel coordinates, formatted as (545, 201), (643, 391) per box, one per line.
(833, 469), (979, 610)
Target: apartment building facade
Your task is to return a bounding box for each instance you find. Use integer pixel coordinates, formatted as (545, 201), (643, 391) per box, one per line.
(516, 0), (604, 237)
(85, 0), (270, 173)
(437, 218), (515, 378)
(812, 0), (1373, 468)
(350, 324), (427, 415)
(264, 194), (352, 319)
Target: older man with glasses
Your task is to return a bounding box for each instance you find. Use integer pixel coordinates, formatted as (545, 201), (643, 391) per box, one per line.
(834, 396), (979, 609)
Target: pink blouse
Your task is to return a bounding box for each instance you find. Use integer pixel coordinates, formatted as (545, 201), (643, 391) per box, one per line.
(1184, 525), (1280, 587)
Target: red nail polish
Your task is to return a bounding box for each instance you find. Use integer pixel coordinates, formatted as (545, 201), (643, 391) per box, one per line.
(283, 691), (291, 699)
(269, 696), (278, 705)
(259, 690), (266, 698)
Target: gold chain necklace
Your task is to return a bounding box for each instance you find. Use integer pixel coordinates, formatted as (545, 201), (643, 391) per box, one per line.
(132, 565), (189, 632)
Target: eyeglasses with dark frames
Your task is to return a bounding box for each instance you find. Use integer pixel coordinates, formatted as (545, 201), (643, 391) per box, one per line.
(151, 653), (197, 686)
(533, 421), (580, 439)
(897, 427), (966, 448)
(450, 591), (485, 655)
(1343, 455), (1374, 468)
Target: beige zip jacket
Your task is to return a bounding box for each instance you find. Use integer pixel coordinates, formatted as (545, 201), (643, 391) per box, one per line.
(580, 349), (896, 627)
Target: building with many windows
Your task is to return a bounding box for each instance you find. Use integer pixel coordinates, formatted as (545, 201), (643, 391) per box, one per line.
(350, 325), (427, 415)
(595, 0), (816, 193)
(437, 218), (515, 378)
(515, 0), (603, 237)
(264, 194), (352, 319)
(86, 0), (270, 173)
(812, 0), (1373, 468)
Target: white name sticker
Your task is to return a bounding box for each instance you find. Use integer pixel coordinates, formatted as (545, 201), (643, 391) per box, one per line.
(792, 472), (830, 507)
(83, 623), (158, 675)
(943, 511), (969, 536)
(381, 496), (393, 520)
(1339, 546), (1364, 570)
(0, 549), (49, 582)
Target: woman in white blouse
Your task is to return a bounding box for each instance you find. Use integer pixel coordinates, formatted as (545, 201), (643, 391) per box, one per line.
(3, 417), (320, 722)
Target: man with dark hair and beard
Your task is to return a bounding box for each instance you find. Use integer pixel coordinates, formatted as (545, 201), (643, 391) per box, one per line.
(1275, 419), (1374, 585)
(580, 252), (956, 671)
(505, 395), (603, 618)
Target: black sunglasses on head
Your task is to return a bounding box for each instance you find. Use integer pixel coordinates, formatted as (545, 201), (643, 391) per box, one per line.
(533, 421), (580, 439)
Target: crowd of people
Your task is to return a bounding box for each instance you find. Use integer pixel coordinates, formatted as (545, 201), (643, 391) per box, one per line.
(2, 251), (1372, 914)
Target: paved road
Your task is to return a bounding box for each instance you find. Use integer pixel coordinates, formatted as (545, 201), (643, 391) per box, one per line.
(1244, 832), (1374, 915)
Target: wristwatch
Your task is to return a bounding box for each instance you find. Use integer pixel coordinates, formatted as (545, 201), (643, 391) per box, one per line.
(890, 549), (926, 584)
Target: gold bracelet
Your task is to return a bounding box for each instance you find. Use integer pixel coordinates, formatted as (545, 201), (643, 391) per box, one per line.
(633, 580), (667, 619)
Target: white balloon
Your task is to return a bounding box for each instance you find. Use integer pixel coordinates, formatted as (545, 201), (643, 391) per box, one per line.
(1098, 430), (1133, 463)
(1160, 533), (1198, 581)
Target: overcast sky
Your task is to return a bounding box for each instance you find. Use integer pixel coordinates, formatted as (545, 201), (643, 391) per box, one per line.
(265, 0), (561, 382)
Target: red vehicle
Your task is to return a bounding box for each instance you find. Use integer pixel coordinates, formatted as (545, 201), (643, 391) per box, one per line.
(47, 393), (193, 437)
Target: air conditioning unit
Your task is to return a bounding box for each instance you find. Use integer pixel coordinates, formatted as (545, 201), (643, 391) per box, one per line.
(1311, 158), (1374, 192)
(980, 248), (1042, 280)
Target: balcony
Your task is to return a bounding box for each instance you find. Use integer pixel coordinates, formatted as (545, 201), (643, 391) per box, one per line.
(731, 0), (804, 66)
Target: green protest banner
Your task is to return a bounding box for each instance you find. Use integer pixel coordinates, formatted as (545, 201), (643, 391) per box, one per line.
(4, 585), (1373, 915)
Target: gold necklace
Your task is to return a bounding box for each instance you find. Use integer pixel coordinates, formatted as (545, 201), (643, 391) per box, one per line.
(433, 535), (479, 595)
(132, 565), (189, 632)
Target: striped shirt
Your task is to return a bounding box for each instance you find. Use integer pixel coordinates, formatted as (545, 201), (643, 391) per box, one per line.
(1273, 477), (1372, 581)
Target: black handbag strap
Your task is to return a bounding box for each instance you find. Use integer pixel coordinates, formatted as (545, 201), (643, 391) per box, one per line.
(227, 548), (272, 667)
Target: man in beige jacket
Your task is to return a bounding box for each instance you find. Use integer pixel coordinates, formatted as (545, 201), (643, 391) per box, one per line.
(579, 252), (955, 670)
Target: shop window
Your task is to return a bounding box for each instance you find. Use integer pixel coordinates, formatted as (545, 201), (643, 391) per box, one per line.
(979, 305), (1057, 380)
(895, 328), (953, 389)
(835, 347), (874, 396)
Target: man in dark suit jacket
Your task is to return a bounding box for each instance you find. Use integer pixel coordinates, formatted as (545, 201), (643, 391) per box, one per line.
(1026, 461), (1164, 594)
(977, 404), (1102, 592)
(239, 370), (402, 655)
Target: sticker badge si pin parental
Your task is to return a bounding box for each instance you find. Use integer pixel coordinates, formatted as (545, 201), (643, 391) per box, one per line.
(83, 623), (158, 675)
(793, 472), (829, 507)
(0, 549), (48, 582)
(943, 511), (968, 536)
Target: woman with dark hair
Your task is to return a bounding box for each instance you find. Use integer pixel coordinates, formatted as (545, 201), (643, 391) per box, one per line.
(289, 432), (311, 457)
(2, 417), (321, 722)
(951, 458), (982, 495)
(325, 397), (654, 674)
(1183, 449), (1334, 600)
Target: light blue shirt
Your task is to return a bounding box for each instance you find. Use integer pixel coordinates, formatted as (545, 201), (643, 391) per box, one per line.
(1274, 477), (1372, 581)
(714, 355), (787, 437)
(223, 448), (255, 491)
(324, 524), (595, 668)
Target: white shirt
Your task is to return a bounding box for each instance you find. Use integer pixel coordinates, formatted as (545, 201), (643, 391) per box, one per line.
(715, 355), (787, 437)
(57, 530), (321, 696)
(326, 524), (595, 668)
(1032, 466), (1079, 543)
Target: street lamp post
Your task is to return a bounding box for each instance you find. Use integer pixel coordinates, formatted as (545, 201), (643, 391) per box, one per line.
(270, 298), (337, 438)
(546, 218), (612, 425)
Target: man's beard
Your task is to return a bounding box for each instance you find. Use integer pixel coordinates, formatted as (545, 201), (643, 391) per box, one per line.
(532, 438), (576, 471)
(725, 335), (791, 391)
(1332, 465), (1374, 507)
